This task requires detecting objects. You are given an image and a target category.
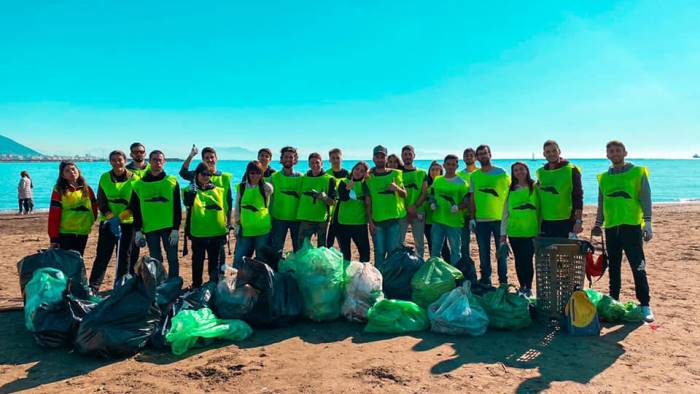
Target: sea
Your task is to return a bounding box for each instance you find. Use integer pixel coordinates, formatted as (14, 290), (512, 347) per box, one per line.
(2, 159), (699, 211)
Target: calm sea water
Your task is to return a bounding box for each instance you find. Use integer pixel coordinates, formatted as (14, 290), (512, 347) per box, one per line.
(2, 159), (699, 211)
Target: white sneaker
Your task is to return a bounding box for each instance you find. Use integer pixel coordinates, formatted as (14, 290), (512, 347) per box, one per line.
(641, 306), (655, 323)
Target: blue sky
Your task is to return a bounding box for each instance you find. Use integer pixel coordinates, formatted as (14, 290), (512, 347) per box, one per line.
(1, 1), (699, 158)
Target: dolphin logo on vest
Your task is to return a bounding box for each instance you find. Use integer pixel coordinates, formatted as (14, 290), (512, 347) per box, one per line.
(405, 183), (418, 190)
(439, 194), (456, 205)
(70, 205), (91, 212)
(108, 198), (129, 206)
(513, 203), (537, 211)
(607, 191), (632, 199)
(479, 188), (499, 197)
(145, 196), (169, 203)
(540, 186), (560, 195)
(204, 204), (223, 211)
(241, 204), (259, 212)
(281, 190), (300, 199)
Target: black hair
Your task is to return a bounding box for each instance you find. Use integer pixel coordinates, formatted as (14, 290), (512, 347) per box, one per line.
(54, 160), (89, 195)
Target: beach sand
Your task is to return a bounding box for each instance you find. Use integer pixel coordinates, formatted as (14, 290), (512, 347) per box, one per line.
(1, 204), (699, 393)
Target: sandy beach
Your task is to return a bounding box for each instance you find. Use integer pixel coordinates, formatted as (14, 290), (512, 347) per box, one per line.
(1, 204), (700, 393)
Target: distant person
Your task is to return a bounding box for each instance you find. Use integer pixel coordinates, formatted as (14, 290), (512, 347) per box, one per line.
(424, 161), (450, 261)
(258, 148), (276, 180)
(387, 154), (404, 171)
(126, 142), (149, 178)
(232, 161), (273, 268)
(335, 161), (371, 262)
(48, 161), (98, 255)
(325, 148), (349, 248)
(457, 147), (478, 266)
(18, 170), (33, 215)
(184, 163), (229, 286)
(500, 162), (540, 297)
(89, 150), (137, 291)
(130, 150), (182, 278)
(592, 140), (654, 323)
(536, 140), (583, 237)
(399, 145), (428, 258)
(297, 152), (336, 247)
(269, 146), (303, 253)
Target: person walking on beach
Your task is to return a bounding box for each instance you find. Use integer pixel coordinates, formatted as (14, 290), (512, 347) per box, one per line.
(469, 145), (511, 288)
(270, 146), (303, 253)
(126, 142), (150, 178)
(232, 161), (274, 268)
(258, 148), (276, 180)
(184, 163), (229, 286)
(499, 162), (540, 297)
(399, 145), (428, 258)
(428, 154), (469, 265)
(325, 148), (349, 248)
(18, 171), (33, 215)
(335, 161), (371, 262)
(365, 145), (407, 264)
(457, 148), (478, 266)
(130, 150), (182, 278)
(48, 161), (98, 256)
(297, 152), (336, 247)
(424, 161), (451, 261)
(88, 150), (138, 291)
(536, 140), (583, 237)
(592, 140), (655, 322)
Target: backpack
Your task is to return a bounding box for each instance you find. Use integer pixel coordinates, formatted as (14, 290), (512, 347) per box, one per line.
(563, 290), (601, 336)
(585, 232), (609, 286)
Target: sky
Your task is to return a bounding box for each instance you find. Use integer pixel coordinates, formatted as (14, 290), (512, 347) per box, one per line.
(0, 1), (699, 159)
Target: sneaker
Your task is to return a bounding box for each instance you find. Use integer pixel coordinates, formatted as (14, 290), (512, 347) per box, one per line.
(641, 306), (655, 323)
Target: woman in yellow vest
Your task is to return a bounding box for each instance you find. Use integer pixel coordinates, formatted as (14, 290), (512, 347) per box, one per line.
(88, 150), (137, 291)
(183, 163), (229, 287)
(48, 161), (97, 255)
(233, 161), (273, 268)
(335, 161), (370, 262)
(499, 162), (539, 297)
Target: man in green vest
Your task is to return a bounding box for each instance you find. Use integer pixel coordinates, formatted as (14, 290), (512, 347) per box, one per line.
(365, 145), (407, 264)
(325, 148), (349, 247)
(398, 145), (427, 257)
(270, 146), (303, 253)
(130, 150), (182, 278)
(469, 145), (510, 288)
(457, 147), (478, 266)
(126, 142), (150, 178)
(258, 148), (277, 179)
(428, 154), (469, 265)
(536, 140), (584, 237)
(297, 152), (337, 247)
(592, 140), (654, 322)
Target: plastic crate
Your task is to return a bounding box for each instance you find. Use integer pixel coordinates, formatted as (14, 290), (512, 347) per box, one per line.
(534, 237), (586, 319)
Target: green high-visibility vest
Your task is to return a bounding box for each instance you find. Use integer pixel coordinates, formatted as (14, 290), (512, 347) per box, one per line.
(506, 187), (539, 237)
(430, 175), (468, 228)
(402, 168), (427, 208)
(190, 187), (228, 238)
(98, 171), (135, 224)
(337, 178), (368, 225)
(366, 169), (406, 222)
(129, 163), (150, 180)
(296, 173), (333, 222)
(270, 171), (303, 221)
(238, 183), (272, 237)
(211, 172), (233, 212)
(471, 169), (510, 221)
(598, 165), (648, 228)
(133, 175), (178, 233)
(59, 188), (95, 235)
(536, 163), (578, 221)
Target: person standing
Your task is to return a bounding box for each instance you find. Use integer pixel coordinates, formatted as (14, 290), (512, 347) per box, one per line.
(428, 155), (469, 265)
(325, 148), (349, 247)
(270, 146), (303, 253)
(126, 142), (150, 178)
(88, 150), (138, 291)
(499, 162), (539, 297)
(536, 140), (583, 237)
(258, 148), (277, 180)
(424, 161), (451, 261)
(469, 145), (511, 288)
(18, 171), (33, 215)
(130, 150), (182, 278)
(232, 161), (273, 267)
(48, 161), (98, 255)
(184, 163), (229, 286)
(335, 161), (371, 262)
(457, 148), (478, 264)
(297, 152), (336, 247)
(399, 145), (428, 257)
(365, 145), (407, 264)
(592, 140), (654, 322)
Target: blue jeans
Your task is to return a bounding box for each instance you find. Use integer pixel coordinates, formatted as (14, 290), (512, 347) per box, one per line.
(271, 219), (300, 253)
(430, 223), (461, 265)
(233, 233), (270, 268)
(145, 228), (179, 278)
(373, 220), (401, 265)
(475, 220), (507, 286)
(461, 219), (475, 264)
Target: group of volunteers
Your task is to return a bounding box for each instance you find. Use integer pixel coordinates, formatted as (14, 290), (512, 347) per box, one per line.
(46, 139), (656, 323)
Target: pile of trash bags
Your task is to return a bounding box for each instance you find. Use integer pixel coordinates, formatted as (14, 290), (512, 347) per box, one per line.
(365, 299), (429, 333)
(428, 282), (489, 336)
(584, 289), (643, 323)
(478, 284), (532, 330)
(342, 262), (384, 322)
(411, 257), (463, 307)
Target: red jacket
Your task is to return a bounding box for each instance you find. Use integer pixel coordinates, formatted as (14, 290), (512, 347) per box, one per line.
(48, 185), (98, 242)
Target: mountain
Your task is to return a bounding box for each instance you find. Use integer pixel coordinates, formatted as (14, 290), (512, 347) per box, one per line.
(0, 134), (43, 156)
(213, 146), (258, 160)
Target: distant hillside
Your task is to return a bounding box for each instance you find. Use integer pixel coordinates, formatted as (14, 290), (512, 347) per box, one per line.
(0, 134), (43, 156)
(214, 146), (258, 160)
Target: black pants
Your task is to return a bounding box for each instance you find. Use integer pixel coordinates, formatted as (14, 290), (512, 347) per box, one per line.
(19, 198), (33, 214)
(509, 236), (535, 290)
(336, 223), (371, 262)
(57, 233), (89, 256)
(145, 229), (179, 279)
(606, 225), (651, 306)
(298, 221), (328, 248)
(88, 223), (135, 290)
(424, 224), (450, 261)
(190, 235), (225, 288)
(326, 207), (341, 248)
(540, 219), (573, 238)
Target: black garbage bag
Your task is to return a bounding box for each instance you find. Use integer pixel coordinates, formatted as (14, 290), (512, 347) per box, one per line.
(269, 271), (303, 325)
(235, 257), (275, 293)
(156, 276), (183, 309)
(32, 294), (97, 348)
(255, 244), (284, 272)
(74, 258), (162, 358)
(376, 246), (423, 300)
(215, 284), (260, 320)
(17, 248), (91, 300)
(176, 281), (217, 312)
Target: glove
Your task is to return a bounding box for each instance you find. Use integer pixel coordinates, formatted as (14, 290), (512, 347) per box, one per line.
(430, 202), (437, 211)
(189, 182), (197, 192)
(313, 190), (327, 200)
(169, 230), (179, 247)
(469, 219), (477, 232)
(349, 189), (357, 200)
(450, 205), (459, 213)
(105, 217), (121, 239)
(643, 221), (653, 242)
(135, 231), (147, 248)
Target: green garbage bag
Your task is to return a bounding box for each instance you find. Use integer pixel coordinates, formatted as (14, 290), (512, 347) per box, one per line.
(584, 288), (604, 307)
(597, 295), (643, 323)
(165, 308), (252, 356)
(280, 240), (345, 322)
(411, 257), (463, 307)
(364, 299), (429, 334)
(478, 284), (531, 330)
(24, 268), (67, 331)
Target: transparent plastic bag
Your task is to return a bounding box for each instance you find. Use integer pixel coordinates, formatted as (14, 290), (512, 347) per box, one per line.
(428, 282), (488, 336)
(342, 263), (384, 322)
(165, 308), (252, 356)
